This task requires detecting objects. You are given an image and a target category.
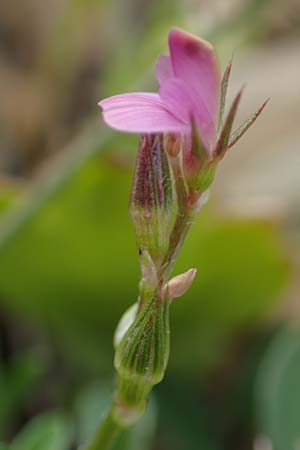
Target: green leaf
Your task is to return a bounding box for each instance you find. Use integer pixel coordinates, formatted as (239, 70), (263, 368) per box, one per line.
(157, 379), (221, 450)
(171, 216), (289, 373)
(256, 327), (300, 450)
(10, 411), (73, 450)
(0, 184), (19, 216)
(0, 351), (47, 438)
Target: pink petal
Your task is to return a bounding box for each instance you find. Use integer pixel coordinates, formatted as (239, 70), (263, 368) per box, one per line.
(155, 54), (174, 86)
(159, 78), (214, 148)
(168, 27), (220, 131)
(99, 93), (187, 133)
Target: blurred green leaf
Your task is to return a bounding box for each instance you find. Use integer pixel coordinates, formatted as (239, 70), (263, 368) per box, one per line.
(157, 379), (220, 450)
(0, 186), (19, 215)
(10, 411), (73, 450)
(75, 382), (111, 445)
(256, 327), (300, 450)
(0, 351), (47, 438)
(171, 216), (289, 372)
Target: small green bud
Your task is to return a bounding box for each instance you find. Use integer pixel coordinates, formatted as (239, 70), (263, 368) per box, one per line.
(113, 295), (170, 425)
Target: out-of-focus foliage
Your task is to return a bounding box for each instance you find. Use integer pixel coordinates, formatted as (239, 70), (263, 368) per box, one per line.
(0, 185), (19, 215)
(10, 411), (73, 450)
(256, 327), (300, 450)
(0, 351), (47, 437)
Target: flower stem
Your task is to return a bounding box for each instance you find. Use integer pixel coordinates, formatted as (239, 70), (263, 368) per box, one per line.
(160, 152), (194, 278)
(84, 143), (202, 450)
(84, 409), (122, 450)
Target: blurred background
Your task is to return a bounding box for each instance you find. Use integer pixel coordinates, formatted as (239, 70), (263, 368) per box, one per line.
(0, 0), (299, 449)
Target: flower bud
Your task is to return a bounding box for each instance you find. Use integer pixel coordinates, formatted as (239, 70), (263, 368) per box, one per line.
(162, 268), (197, 301)
(130, 134), (175, 265)
(113, 296), (170, 425)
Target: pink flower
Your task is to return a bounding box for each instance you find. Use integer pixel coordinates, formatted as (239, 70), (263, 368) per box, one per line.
(99, 28), (220, 151)
(99, 27), (267, 172)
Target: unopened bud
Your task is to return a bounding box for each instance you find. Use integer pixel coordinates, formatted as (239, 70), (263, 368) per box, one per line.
(162, 268), (197, 301)
(130, 134), (175, 264)
(114, 296), (170, 424)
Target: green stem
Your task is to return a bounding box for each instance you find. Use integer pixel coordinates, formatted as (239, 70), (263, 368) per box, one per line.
(84, 409), (122, 450)
(161, 211), (191, 278)
(158, 154), (192, 279)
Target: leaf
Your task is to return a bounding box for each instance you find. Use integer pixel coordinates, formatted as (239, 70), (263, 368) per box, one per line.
(10, 411), (73, 450)
(256, 327), (300, 450)
(0, 186), (19, 216)
(171, 217), (289, 373)
(0, 351), (47, 439)
(157, 379), (220, 450)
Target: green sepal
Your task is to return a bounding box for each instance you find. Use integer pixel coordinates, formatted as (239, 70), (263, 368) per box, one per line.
(214, 88), (243, 159)
(228, 98), (269, 148)
(218, 58), (233, 130)
(191, 118), (208, 163)
(195, 163), (217, 193)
